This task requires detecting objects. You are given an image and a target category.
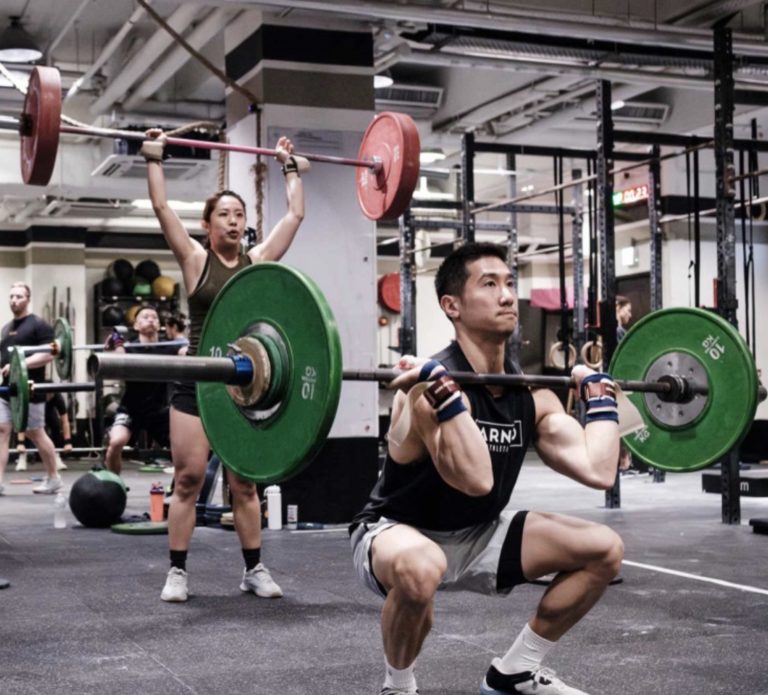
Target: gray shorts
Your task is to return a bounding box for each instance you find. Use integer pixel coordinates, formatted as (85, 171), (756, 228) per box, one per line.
(350, 509), (529, 599)
(0, 398), (45, 430)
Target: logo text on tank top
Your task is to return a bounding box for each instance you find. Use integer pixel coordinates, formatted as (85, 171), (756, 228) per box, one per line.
(476, 419), (523, 453)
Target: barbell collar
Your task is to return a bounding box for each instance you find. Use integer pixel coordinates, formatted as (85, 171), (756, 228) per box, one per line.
(89, 352), (253, 386)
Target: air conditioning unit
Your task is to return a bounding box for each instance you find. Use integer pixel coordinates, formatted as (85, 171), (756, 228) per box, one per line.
(577, 101), (670, 128)
(39, 197), (136, 218)
(375, 83), (443, 118)
(91, 155), (214, 181)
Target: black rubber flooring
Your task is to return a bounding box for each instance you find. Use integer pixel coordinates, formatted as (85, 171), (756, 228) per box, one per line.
(1, 457), (768, 695)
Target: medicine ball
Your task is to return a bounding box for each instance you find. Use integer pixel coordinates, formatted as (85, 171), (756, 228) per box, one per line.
(132, 280), (153, 297)
(69, 470), (127, 528)
(152, 275), (176, 299)
(135, 259), (161, 282)
(101, 304), (124, 327)
(107, 258), (134, 283)
(100, 277), (124, 298)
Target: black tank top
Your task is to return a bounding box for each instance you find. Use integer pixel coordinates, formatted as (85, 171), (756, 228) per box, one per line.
(187, 249), (251, 356)
(353, 342), (536, 531)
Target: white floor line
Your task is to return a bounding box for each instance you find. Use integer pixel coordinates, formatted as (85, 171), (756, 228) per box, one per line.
(623, 559), (768, 596)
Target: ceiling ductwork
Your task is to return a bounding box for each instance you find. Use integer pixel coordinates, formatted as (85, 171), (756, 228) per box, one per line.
(375, 83), (444, 118)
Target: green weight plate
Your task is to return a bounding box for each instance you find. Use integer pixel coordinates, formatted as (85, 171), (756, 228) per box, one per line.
(111, 520), (168, 535)
(53, 317), (73, 381)
(9, 348), (29, 432)
(610, 307), (758, 472)
(197, 263), (343, 483)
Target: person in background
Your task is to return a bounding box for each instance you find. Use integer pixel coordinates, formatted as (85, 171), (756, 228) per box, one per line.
(164, 313), (188, 356)
(104, 305), (181, 476)
(0, 283), (63, 495)
(615, 295), (633, 471)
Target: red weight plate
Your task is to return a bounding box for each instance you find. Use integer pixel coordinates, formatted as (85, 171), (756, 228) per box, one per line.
(21, 66), (61, 186)
(356, 111), (420, 221)
(378, 273), (401, 313)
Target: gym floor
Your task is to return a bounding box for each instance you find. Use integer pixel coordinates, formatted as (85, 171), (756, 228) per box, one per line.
(1, 456), (767, 695)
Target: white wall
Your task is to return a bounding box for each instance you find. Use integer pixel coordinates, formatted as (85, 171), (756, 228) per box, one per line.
(248, 107), (379, 439)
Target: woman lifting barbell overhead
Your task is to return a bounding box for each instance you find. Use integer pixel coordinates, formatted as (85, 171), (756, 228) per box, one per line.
(142, 128), (305, 603)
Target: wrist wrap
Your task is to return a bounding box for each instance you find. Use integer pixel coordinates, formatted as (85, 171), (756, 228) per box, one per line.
(580, 372), (619, 424)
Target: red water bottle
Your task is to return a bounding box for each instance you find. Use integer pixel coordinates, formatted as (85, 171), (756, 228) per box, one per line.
(150, 482), (165, 522)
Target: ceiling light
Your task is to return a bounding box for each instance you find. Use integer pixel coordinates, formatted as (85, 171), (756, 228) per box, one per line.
(0, 17), (42, 63)
(374, 71), (394, 89)
(133, 199), (204, 214)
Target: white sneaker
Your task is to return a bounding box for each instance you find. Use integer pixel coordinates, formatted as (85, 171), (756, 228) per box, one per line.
(55, 455), (67, 471)
(32, 476), (63, 495)
(481, 664), (589, 695)
(160, 567), (188, 602)
(15, 453), (27, 472)
(240, 563), (283, 598)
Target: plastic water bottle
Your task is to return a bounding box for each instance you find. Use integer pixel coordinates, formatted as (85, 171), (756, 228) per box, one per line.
(53, 492), (67, 529)
(265, 485), (282, 530)
(149, 482), (165, 522)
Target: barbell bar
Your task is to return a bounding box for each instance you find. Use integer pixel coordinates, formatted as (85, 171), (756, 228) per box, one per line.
(84, 263), (765, 482)
(19, 67), (421, 221)
(89, 353), (714, 402)
(7, 347), (96, 431)
(16, 316), (188, 381)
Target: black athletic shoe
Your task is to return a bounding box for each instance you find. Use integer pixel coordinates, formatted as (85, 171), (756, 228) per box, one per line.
(480, 664), (589, 694)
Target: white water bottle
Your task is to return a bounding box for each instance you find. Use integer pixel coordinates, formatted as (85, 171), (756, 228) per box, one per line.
(265, 485), (282, 530)
(53, 492), (67, 529)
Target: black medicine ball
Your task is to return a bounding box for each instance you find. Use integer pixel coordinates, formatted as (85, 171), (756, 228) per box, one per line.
(101, 277), (124, 298)
(69, 470), (127, 528)
(107, 258), (134, 282)
(135, 259), (161, 282)
(101, 304), (124, 327)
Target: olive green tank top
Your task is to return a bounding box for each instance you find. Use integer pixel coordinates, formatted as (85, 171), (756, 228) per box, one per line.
(187, 249), (251, 356)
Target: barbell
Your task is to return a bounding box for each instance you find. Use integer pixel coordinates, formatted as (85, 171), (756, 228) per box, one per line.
(17, 316), (188, 381)
(17, 67), (421, 221)
(86, 263), (764, 482)
(4, 347), (96, 431)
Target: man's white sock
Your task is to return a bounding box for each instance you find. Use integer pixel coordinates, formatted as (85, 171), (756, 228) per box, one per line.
(496, 623), (556, 674)
(384, 657), (417, 691)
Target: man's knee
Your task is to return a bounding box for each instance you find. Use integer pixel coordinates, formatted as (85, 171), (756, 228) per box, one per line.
(390, 550), (446, 604)
(592, 526), (624, 578)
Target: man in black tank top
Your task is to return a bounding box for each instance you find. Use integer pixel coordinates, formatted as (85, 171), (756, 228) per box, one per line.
(350, 243), (623, 695)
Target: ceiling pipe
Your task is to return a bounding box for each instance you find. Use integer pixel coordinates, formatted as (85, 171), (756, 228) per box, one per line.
(499, 83), (658, 143)
(89, 3), (199, 116)
(123, 8), (235, 111)
(400, 46), (721, 91)
(45, 0), (93, 59)
(228, 0), (768, 57)
(436, 76), (593, 132)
